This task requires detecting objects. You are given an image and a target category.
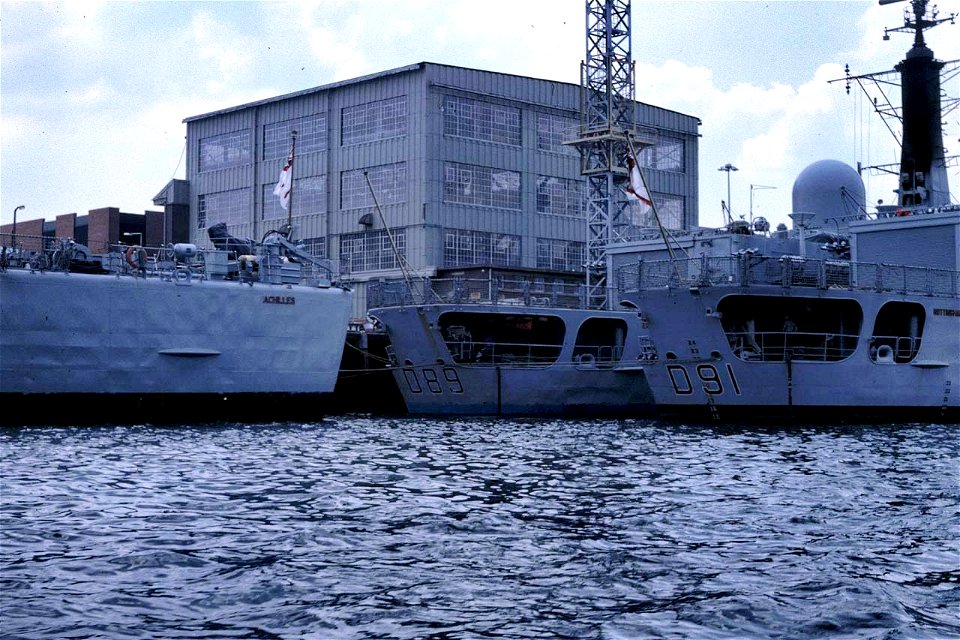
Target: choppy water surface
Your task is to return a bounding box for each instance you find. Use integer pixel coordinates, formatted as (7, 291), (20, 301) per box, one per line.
(1, 418), (957, 639)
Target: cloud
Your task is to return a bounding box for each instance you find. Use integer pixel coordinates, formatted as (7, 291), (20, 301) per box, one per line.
(189, 11), (256, 92)
(66, 78), (116, 105)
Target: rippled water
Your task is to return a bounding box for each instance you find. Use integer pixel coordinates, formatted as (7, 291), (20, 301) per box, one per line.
(1, 418), (957, 639)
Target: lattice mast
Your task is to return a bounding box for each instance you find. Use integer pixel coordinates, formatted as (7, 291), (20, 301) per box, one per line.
(570, 0), (652, 309)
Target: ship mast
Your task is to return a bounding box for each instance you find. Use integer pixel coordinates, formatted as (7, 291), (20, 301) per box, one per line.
(893, 0), (955, 206)
(837, 0), (957, 208)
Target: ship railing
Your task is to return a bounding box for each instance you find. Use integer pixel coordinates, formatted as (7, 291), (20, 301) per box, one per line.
(100, 243), (339, 287)
(370, 277), (620, 310)
(619, 255), (959, 298)
(0, 232), (61, 269)
(726, 330), (861, 363)
(445, 339), (564, 367)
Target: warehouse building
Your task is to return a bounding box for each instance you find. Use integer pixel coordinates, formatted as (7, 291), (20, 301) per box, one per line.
(163, 62), (700, 317)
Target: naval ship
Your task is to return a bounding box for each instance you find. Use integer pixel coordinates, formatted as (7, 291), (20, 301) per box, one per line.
(368, 277), (653, 416)
(0, 223), (353, 424)
(369, 0), (958, 421)
(611, 0), (959, 421)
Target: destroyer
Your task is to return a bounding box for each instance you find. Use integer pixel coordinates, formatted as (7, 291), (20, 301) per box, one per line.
(0, 224), (352, 424)
(368, 278), (652, 416)
(612, 0), (958, 421)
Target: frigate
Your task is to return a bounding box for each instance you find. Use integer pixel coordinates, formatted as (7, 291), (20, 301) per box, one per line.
(0, 224), (353, 424)
(368, 278), (652, 416)
(610, 0), (959, 421)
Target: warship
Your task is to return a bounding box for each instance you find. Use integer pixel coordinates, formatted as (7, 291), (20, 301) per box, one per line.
(368, 278), (653, 416)
(611, 0), (959, 421)
(0, 223), (353, 425)
(369, 0), (958, 421)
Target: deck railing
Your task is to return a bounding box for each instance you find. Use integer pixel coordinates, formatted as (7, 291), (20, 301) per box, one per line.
(725, 331), (920, 364)
(0, 234), (338, 288)
(369, 277), (620, 310)
(618, 255), (959, 298)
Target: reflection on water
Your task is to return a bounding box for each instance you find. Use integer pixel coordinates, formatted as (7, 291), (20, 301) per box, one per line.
(1, 418), (958, 639)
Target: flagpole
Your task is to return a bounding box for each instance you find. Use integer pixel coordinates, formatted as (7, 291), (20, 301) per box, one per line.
(287, 130), (297, 232)
(626, 135), (685, 262)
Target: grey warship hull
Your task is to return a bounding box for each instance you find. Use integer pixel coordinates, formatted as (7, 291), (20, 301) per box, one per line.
(1, 259), (352, 424)
(369, 281), (654, 417)
(617, 253), (959, 422)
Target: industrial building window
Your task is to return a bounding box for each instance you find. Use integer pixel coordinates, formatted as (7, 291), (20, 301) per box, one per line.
(339, 229), (405, 274)
(341, 96), (407, 146)
(637, 136), (684, 172)
(199, 130), (252, 172)
(443, 229), (521, 267)
(537, 176), (583, 217)
(197, 188), (251, 229)
(536, 238), (585, 272)
(299, 236), (326, 259)
(341, 163), (406, 210)
(444, 162), (521, 210)
(262, 175), (326, 221)
(443, 96), (521, 146)
(536, 113), (578, 154)
(653, 193), (684, 229)
(263, 114), (327, 160)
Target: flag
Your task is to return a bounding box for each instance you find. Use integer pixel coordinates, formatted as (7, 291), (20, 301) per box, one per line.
(625, 154), (653, 208)
(273, 155), (293, 210)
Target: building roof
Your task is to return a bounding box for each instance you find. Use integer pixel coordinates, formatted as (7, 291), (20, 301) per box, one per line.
(182, 61), (698, 124)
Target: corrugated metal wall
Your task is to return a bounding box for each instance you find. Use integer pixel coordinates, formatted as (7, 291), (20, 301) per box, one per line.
(183, 62), (700, 318)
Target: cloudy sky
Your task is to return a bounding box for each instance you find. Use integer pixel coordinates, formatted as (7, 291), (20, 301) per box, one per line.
(2, 0), (958, 231)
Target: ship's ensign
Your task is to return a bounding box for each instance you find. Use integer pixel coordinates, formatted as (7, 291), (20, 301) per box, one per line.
(263, 296), (296, 305)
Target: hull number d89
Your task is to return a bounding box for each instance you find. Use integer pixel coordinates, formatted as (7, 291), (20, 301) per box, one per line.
(666, 363), (741, 396)
(402, 366), (464, 394)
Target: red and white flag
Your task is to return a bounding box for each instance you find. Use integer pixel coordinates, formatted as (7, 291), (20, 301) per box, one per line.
(625, 154), (653, 208)
(273, 155), (293, 210)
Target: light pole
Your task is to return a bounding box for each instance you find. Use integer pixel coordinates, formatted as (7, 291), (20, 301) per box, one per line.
(718, 164), (738, 223)
(749, 184), (776, 224)
(122, 232), (142, 246)
(11, 205), (24, 249)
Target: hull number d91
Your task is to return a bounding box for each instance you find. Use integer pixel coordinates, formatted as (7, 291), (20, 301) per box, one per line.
(666, 363), (741, 396)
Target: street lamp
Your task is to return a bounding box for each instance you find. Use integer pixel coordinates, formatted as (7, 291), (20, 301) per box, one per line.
(749, 184), (776, 224)
(122, 232), (142, 246)
(718, 164), (738, 223)
(12, 205), (24, 249)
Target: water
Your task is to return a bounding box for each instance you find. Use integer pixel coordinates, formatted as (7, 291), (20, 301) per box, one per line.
(1, 418), (957, 640)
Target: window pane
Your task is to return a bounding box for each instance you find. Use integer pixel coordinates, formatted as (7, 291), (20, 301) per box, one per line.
(443, 96), (520, 146)
(199, 131), (251, 172)
(341, 163), (407, 210)
(263, 114), (327, 160)
(342, 96), (408, 146)
(197, 188), (251, 230)
(443, 162), (520, 210)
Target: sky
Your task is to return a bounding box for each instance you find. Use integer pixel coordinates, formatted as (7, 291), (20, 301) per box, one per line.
(2, 0), (959, 232)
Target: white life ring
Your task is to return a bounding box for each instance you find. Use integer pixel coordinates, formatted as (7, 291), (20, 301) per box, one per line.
(576, 352), (596, 366)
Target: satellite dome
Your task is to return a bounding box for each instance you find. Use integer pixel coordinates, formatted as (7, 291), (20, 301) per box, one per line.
(791, 160), (864, 230)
